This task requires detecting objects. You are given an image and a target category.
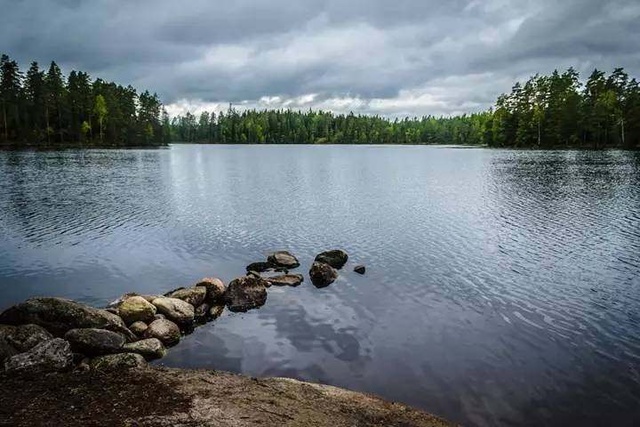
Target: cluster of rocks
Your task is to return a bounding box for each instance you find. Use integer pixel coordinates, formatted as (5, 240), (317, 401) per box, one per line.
(0, 249), (365, 375)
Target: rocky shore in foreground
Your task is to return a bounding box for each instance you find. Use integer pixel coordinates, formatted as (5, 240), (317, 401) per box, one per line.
(0, 249), (450, 425)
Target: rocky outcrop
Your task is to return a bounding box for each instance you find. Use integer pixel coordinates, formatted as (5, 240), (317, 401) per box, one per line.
(0, 297), (134, 340)
(266, 274), (304, 287)
(315, 250), (349, 269)
(354, 265), (366, 275)
(4, 338), (73, 373)
(118, 296), (157, 325)
(196, 278), (226, 303)
(143, 319), (181, 346)
(309, 262), (338, 288)
(267, 251), (300, 269)
(64, 328), (125, 356)
(151, 297), (195, 326)
(167, 286), (207, 307)
(90, 353), (147, 371)
(122, 338), (166, 360)
(225, 276), (268, 312)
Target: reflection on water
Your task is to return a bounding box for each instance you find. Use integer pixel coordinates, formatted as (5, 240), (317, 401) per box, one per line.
(1, 145), (639, 426)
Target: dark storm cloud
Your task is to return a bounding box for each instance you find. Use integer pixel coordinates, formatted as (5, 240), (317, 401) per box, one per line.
(1, 0), (638, 116)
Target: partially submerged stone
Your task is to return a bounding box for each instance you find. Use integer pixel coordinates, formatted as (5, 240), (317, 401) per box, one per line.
(354, 265), (366, 275)
(151, 297), (195, 326)
(315, 250), (349, 269)
(122, 338), (166, 361)
(167, 286), (207, 307)
(225, 276), (268, 312)
(64, 328), (125, 357)
(195, 278), (226, 303)
(1, 324), (52, 352)
(90, 353), (147, 371)
(266, 274), (304, 287)
(4, 338), (73, 373)
(143, 319), (181, 347)
(309, 261), (338, 288)
(245, 262), (272, 273)
(118, 296), (157, 325)
(0, 297), (134, 340)
(267, 251), (300, 269)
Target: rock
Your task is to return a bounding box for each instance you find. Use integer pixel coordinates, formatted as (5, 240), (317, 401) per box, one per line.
(129, 321), (148, 336)
(196, 278), (226, 303)
(4, 338), (73, 373)
(154, 313), (166, 320)
(246, 262), (272, 273)
(2, 324), (53, 352)
(247, 271), (262, 279)
(151, 297), (195, 326)
(266, 274), (304, 287)
(75, 357), (91, 372)
(354, 265), (366, 275)
(309, 262), (338, 288)
(194, 303), (211, 323)
(143, 319), (181, 347)
(122, 338), (166, 361)
(64, 328), (125, 356)
(0, 297), (134, 340)
(118, 296), (157, 325)
(168, 286), (207, 307)
(225, 276), (268, 312)
(209, 305), (225, 319)
(315, 250), (349, 269)
(90, 353), (147, 371)
(106, 292), (140, 309)
(267, 251), (300, 269)
(0, 337), (18, 364)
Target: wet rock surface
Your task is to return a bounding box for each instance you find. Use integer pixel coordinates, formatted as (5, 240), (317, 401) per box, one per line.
(266, 273), (305, 287)
(143, 319), (181, 347)
(122, 338), (166, 361)
(225, 276), (268, 312)
(166, 286), (207, 307)
(267, 251), (300, 269)
(315, 249), (349, 269)
(309, 261), (339, 288)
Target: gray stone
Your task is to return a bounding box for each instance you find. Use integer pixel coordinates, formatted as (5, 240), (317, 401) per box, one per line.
(90, 353), (147, 371)
(309, 262), (338, 288)
(118, 296), (157, 325)
(0, 297), (134, 340)
(0, 337), (18, 364)
(168, 286), (207, 307)
(64, 328), (125, 356)
(315, 250), (349, 269)
(143, 319), (181, 346)
(129, 321), (148, 336)
(267, 251), (300, 269)
(3, 324), (53, 352)
(151, 297), (195, 326)
(195, 278), (226, 303)
(225, 276), (268, 312)
(122, 338), (166, 361)
(266, 274), (304, 287)
(4, 338), (73, 373)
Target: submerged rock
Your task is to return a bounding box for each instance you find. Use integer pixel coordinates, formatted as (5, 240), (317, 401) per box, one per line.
(129, 321), (148, 336)
(118, 296), (157, 325)
(4, 338), (73, 373)
(195, 278), (226, 303)
(225, 276), (268, 312)
(266, 274), (304, 287)
(315, 250), (349, 269)
(151, 297), (195, 326)
(354, 265), (366, 275)
(309, 262), (338, 288)
(143, 319), (181, 347)
(246, 262), (272, 273)
(122, 338), (166, 361)
(1, 324), (53, 352)
(267, 251), (300, 269)
(91, 353), (147, 371)
(0, 297), (134, 340)
(64, 328), (125, 357)
(167, 286), (207, 307)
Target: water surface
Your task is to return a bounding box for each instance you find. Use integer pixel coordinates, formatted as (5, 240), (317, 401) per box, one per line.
(1, 145), (639, 426)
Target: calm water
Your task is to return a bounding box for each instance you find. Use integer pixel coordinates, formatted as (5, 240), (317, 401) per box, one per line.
(1, 145), (639, 426)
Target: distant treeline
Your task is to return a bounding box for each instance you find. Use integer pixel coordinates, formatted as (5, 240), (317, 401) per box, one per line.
(0, 54), (169, 148)
(171, 67), (640, 149)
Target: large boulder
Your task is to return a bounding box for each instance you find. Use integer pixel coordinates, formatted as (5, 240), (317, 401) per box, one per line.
(309, 262), (338, 288)
(4, 338), (73, 373)
(64, 328), (125, 356)
(195, 278), (226, 303)
(143, 319), (181, 346)
(315, 250), (349, 269)
(2, 324), (53, 352)
(122, 338), (166, 361)
(0, 297), (134, 340)
(168, 286), (207, 307)
(118, 296), (157, 325)
(151, 297), (195, 326)
(267, 251), (300, 269)
(90, 353), (147, 371)
(266, 274), (304, 287)
(225, 276), (268, 313)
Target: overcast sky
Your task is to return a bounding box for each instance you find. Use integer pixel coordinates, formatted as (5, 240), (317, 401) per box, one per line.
(1, 0), (639, 117)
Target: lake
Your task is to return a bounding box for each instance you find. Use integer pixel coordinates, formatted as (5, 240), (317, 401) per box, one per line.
(1, 144), (639, 426)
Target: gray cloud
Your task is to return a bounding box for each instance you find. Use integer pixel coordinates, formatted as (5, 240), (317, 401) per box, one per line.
(1, 0), (638, 117)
